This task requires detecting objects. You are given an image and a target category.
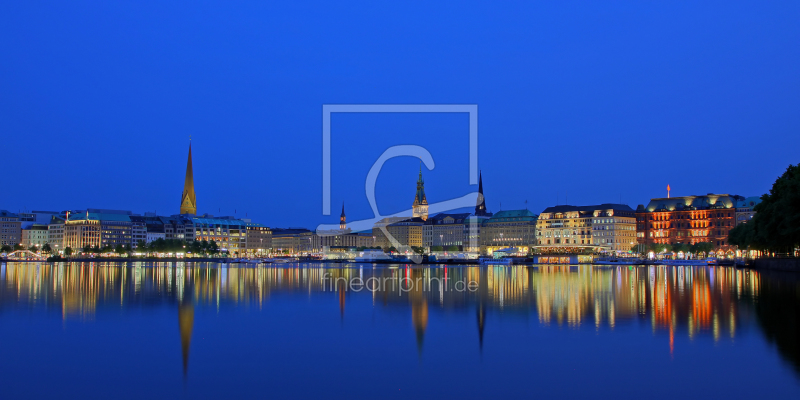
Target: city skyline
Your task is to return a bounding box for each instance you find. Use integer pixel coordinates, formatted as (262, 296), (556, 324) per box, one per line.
(2, 2), (799, 228)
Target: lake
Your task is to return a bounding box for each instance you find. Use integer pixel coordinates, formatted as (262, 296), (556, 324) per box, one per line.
(1, 262), (798, 399)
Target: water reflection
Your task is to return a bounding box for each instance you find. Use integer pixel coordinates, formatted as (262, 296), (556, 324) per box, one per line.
(0, 262), (795, 378)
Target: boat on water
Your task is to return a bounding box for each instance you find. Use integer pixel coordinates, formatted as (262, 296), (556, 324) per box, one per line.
(354, 249), (391, 262)
(593, 257), (642, 266)
(479, 257), (513, 265)
(660, 258), (712, 266)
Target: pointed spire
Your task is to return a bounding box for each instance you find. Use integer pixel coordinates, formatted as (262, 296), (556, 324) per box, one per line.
(475, 170), (487, 216)
(340, 202), (346, 230)
(413, 166), (428, 220)
(180, 141), (197, 215)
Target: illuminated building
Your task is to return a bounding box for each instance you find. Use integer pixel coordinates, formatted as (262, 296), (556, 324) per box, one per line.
(188, 215), (250, 255)
(47, 216), (65, 251)
(479, 209), (538, 255)
(21, 224), (49, 248)
(536, 204), (636, 253)
(315, 204), (373, 252)
(423, 212), (470, 249)
(373, 217), (424, 249)
(635, 193), (741, 254)
(271, 228), (316, 254)
(179, 141), (197, 216)
(412, 167), (429, 220)
(0, 210), (22, 246)
(64, 209), (133, 249)
(245, 223), (272, 256)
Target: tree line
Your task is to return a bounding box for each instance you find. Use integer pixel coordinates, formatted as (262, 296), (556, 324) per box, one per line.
(728, 163), (800, 255)
(2, 239), (224, 257)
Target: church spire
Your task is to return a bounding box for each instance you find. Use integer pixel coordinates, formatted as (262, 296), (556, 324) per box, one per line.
(412, 165), (428, 220)
(340, 203), (346, 230)
(180, 141), (197, 215)
(475, 170), (487, 216)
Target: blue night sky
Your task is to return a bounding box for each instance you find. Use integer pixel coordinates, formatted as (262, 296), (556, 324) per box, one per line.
(1, 1), (798, 228)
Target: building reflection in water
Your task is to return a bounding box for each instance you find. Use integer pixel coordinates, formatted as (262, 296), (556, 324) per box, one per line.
(0, 262), (787, 372)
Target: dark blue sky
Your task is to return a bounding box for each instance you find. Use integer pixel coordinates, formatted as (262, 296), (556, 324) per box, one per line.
(2, 1), (798, 228)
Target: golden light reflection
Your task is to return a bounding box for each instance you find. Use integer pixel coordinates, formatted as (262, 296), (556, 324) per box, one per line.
(0, 262), (760, 349)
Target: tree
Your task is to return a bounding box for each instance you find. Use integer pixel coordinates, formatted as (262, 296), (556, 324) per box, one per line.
(14, 244), (24, 251)
(101, 245), (113, 254)
(729, 163), (800, 254)
(431, 245), (443, 252)
(208, 240), (219, 255)
(1, 244), (12, 253)
(28, 245), (39, 253)
(83, 244), (92, 254)
(691, 242), (714, 258)
(64, 247), (73, 256)
(648, 243), (672, 254)
(672, 243), (689, 254)
(115, 244), (125, 254)
(42, 243), (52, 253)
(447, 245), (459, 252)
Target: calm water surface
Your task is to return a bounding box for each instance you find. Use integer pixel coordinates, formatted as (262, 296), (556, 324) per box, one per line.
(1, 262), (798, 399)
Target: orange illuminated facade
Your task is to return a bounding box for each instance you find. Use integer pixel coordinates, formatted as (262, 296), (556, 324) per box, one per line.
(635, 194), (742, 254)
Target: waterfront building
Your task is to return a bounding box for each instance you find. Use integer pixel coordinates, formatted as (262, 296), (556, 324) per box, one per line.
(64, 209), (133, 250)
(373, 217), (424, 250)
(245, 223), (272, 256)
(47, 216), (65, 252)
(131, 217), (147, 245)
(316, 231), (373, 250)
(412, 168), (429, 221)
(735, 196), (761, 226)
(272, 228), (316, 254)
(21, 224), (49, 248)
(635, 193), (740, 255)
(146, 230), (166, 243)
(188, 215), (249, 255)
(314, 203), (372, 250)
(423, 213), (470, 249)
(535, 204), (636, 253)
(479, 209), (538, 255)
(0, 210), (22, 247)
(180, 142), (197, 216)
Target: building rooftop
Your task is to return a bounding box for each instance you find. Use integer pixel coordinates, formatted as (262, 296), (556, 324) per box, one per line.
(541, 203), (634, 214)
(485, 209), (538, 223)
(639, 194), (742, 212)
(425, 213), (471, 224)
